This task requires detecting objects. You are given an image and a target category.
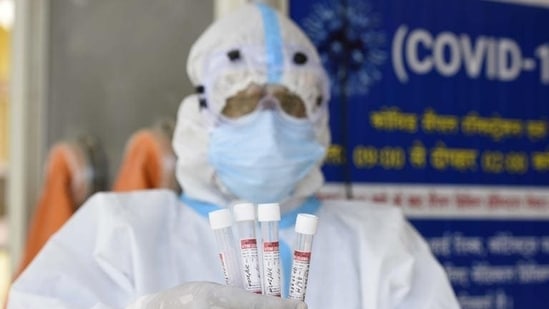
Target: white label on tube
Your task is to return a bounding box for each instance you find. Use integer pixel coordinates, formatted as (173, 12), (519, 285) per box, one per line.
(263, 241), (281, 296)
(289, 250), (311, 301)
(240, 238), (262, 293)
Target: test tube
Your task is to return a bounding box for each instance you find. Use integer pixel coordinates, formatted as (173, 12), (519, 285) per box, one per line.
(233, 202), (262, 294)
(208, 209), (242, 288)
(257, 203), (282, 297)
(288, 214), (318, 301)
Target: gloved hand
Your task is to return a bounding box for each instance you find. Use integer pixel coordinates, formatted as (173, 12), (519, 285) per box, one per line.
(126, 281), (307, 309)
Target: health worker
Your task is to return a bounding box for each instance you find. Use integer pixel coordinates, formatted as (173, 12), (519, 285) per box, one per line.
(8, 3), (460, 309)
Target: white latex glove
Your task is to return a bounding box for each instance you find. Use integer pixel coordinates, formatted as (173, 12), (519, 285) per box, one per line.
(126, 281), (308, 309)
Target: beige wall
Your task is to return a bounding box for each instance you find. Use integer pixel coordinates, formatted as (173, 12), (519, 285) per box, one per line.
(46, 0), (213, 183)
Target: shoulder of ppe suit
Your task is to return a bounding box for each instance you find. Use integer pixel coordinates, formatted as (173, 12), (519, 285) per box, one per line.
(320, 199), (430, 253)
(75, 189), (181, 229)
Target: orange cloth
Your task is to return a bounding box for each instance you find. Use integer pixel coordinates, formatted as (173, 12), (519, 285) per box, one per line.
(14, 143), (89, 278)
(113, 129), (177, 192)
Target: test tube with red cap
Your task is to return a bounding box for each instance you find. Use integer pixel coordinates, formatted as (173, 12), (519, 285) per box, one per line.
(257, 203), (282, 297)
(208, 209), (242, 288)
(288, 213), (318, 301)
(233, 202), (262, 294)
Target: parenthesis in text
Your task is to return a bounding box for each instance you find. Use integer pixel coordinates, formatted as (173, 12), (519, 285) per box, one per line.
(393, 25), (409, 83)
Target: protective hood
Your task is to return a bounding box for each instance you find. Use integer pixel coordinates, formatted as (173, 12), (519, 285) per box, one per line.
(173, 4), (331, 209)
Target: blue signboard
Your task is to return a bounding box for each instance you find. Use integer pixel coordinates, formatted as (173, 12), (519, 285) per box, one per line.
(411, 219), (549, 309)
(291, 0), (549, 186)
(290, 1), (549, 308)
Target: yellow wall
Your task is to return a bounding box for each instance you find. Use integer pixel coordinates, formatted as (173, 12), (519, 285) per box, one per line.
(0, 26), (9, 163)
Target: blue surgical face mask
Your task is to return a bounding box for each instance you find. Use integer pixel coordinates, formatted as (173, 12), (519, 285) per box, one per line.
(208, 110), (326, 204)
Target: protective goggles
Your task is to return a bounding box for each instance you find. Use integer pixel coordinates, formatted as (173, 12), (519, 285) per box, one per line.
(196, 45), (330, 125)
(222, 83), (307, 119)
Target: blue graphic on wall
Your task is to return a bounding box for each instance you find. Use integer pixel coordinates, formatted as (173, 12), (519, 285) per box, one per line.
(301, 0), (386, 96)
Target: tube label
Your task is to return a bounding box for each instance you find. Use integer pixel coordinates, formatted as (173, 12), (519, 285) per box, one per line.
(262, 241), (281, 296)
(240, 238), (262, 293)
(289, 250), (312, 301)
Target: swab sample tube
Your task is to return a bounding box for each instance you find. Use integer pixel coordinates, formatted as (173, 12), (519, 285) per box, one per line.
(289, 214), (318, 301)
(257, 203), (282, 297)
(233, 202), (262, 294)
(208, 209), (242, 288)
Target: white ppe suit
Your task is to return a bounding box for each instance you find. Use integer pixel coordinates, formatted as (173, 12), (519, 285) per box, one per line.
(8, 4), (460, 309)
